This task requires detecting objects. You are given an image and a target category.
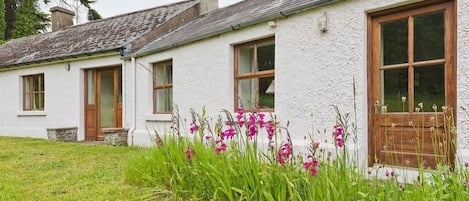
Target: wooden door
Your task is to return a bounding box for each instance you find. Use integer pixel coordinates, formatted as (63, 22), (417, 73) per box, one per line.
(85, 67), (122, 141)
(368, 1), (456, 168)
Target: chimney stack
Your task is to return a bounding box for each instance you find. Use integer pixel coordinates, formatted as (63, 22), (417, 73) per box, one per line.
(199, 0), (218, 15)
(49, 6), (75, 31)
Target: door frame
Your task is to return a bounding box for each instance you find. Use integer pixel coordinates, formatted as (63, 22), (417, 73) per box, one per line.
(367, 0), (457, 167)
(84, 66), (123, 141)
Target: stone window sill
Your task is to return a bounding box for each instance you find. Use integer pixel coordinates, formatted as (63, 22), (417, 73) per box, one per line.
(17, 111), (47, 117)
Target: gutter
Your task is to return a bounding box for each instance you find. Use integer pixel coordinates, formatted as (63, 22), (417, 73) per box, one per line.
(0, 49), (121, 72)
(131, 0), (338, 58)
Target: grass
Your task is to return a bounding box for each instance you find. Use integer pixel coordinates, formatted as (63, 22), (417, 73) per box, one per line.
(0, 136), (149, 201)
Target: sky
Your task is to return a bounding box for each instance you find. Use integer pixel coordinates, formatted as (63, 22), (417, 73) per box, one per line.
(42, 0), (243, 24)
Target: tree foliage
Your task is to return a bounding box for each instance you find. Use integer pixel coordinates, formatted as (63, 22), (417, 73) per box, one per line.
(2, 0), (100, 41)
(0, 0), (5, 42)
(12, 0), (48, 39)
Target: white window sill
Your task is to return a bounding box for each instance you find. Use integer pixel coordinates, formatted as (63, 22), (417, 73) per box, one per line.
(17, 110), (47, 117)
(145, 114), (172, 122)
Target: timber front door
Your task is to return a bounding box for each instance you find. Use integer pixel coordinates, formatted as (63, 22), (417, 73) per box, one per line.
(368, 1), (456, 168)
(84, 67), (122, 141)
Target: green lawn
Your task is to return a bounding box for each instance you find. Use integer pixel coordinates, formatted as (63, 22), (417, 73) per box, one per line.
(0, 137), (149, 201)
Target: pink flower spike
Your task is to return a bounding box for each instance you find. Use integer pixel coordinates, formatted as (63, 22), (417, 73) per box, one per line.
(204, 134), (212, 141)
(303, 161), (312, 170)
(189, 123), (199, 134)
(267, 121), (275, 140)
(258, 113), (265, 128)
(311, 167), (318, 176)
(215, 143), (227, 155)
(185, 148), (195, 161)
(236, 107), (244, 128)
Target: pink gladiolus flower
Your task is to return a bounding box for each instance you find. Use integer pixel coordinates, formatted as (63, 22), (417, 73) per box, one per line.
(204, 134), (212, 141)
(258, 113), (265, 128)
(222, 127), (236, 139)
(236, 107), (245, 128)
(333, 125), (344, 148)
(304, 156), (319, 176)
(278, 141), (292, 165)
(185, 148), (195, 161)
(267, 121), (275, 140)
(189, 123), (199, 134)
(310, 167), (318, 176)
(215, 143), (227, 155)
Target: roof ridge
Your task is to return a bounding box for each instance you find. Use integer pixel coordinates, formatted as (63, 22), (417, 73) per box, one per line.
(60, 0), (197, 31)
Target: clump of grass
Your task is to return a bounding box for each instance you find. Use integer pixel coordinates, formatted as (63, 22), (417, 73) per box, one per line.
(0, 137), (149, 201)
(126, 104), (469, 200)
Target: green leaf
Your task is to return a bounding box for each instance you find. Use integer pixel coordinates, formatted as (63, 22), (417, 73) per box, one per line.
(263, 191), (275, 201)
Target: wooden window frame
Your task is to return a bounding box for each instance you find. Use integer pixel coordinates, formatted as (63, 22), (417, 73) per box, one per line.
(234, 37), (275, 112)
(369, 1), (456, 114)
(153, 60), (173, 114)
(367, 0), (456, 167)
(23, 73), (45, 111)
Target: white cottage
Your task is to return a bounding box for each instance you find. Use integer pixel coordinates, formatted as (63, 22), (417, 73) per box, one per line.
(0, 0), (202, 140)
(125, 0), (469, 169)
(1, 0), (468, 169)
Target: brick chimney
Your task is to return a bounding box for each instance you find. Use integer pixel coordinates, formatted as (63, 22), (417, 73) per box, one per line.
(199, 0), (218, 15)
(49, 6), (75, 31)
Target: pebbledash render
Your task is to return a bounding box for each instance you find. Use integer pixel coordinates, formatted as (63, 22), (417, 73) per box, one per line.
(0, 0), (468, 170)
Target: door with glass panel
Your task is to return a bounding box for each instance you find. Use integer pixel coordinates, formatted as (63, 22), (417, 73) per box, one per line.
(368, 2), (455, 168)
(85, 67), (122, 141)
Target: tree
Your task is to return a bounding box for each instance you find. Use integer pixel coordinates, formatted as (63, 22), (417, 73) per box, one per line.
(12, 0), (48, 39)
(0, 0), (6, 42)
(3, 0), (101, 41)
(87, 8), (101, 21)
(4, 0), (18, 40)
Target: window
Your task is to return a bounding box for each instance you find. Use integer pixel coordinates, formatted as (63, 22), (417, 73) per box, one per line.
(153, 60), (173, 113)
(23, 74), (44, 111)
(234, 37), (275, 111)
(376, 6), (451, 112)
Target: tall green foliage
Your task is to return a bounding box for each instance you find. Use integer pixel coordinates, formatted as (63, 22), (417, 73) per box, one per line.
(12, 0), (48, 39)
(2, 0), (100, 41)
(0, 0), (5, 42)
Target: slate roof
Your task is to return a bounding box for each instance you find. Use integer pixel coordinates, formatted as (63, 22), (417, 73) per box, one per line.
(133, 0), (336, 57)
(0, 0), (197, 68)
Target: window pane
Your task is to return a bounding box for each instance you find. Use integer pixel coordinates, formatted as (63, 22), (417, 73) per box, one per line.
(414, 12), (445, 62)
(257, 43), (275, 71)
(33, 75), (40, 91)
(381, 19), (408, 65)
(155, 88), (171, 112)
(166, 64), (172, 84)
(24, 92), (31, 110)
(155, 64), (168, 85)
(238, 78), (255, 109)
(87, 71), (95, 104)
(259, 77), (274, 109)
(100, 70), (115, 128)
(414, 64), (445, 112)
(381, 68), (408, 112)
(238, 46), (254, 74)
(33, 93), (41, 109)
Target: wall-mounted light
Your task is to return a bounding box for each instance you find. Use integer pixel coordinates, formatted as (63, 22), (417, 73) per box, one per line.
(65, 63), (71, 71)
(318, 12), (328, 33)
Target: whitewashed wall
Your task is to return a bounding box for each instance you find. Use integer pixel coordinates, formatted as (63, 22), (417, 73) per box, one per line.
(128, 0), (469, 165)
(0, 55), (122, 141)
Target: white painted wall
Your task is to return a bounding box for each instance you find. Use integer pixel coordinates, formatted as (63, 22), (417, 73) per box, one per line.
(128, 0), (469, 166)
(0, 54), (123, 140)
